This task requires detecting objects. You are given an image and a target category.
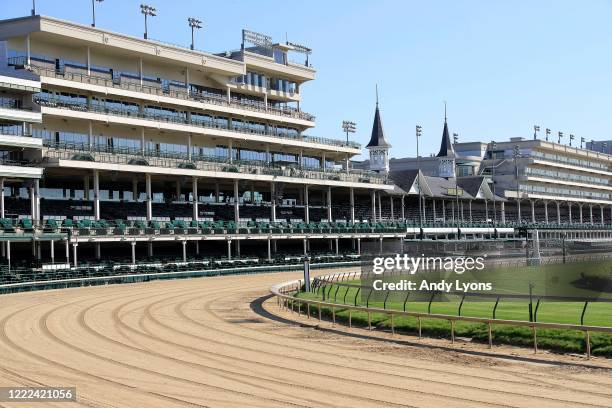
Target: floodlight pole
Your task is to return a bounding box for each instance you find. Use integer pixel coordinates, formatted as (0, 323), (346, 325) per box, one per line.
(416, 125), (423, 227)
(31, 0), (36, 16)
(92, 0), (103, 27)
(491, 141), (497, 226)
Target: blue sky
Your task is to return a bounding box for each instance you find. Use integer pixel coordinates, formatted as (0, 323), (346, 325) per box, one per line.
(2, 0), (611, 159)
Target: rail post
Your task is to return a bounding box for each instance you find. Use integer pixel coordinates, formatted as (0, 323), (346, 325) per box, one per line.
(532, 325), (538, 354)
(307, 302), (310, 319)
(390, 314), (395, 335)
(368, 312), (372, 330)
(585, 330), (591, 359)
(488, 322), (493, 348)
(349, 310), (352, 328)
(332, 306), (336, 325)
(318, 303), (321, 321)
(417, 316), (422, 339)
(450, 320), (455, 344)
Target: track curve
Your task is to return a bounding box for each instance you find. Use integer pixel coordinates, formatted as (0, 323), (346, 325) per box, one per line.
(0, 269), (610, 407)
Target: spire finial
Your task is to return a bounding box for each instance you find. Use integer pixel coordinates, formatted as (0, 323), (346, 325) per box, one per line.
(375, 84), (379, 107)
(444, 100), (447, 122)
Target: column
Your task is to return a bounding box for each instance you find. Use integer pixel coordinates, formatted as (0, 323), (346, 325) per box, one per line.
(29, 184), (35, 222)
(371, 190), (376, 223)
(469, 200), (473, 223)
(187, 134), (192, 160)
(270, 182), (276, 222)
(349, 187), (355, 223)
(589, 204), (594, 225)
(390, 197), (394, 220)
(131, 241), (136, 265)
(88, 120), (93, 149)
(50, 239), (54, 263)
(267, 238), (271, 262)
(321, 152), (326, 171)
(579, 204), (583, 225)
(26, 34), (31, 65)
(556, 201), (560, 224)
(501, 201), (505, 224)
(176, 180), (182, 201)
(304, 185), (310, 224)
(601, 206), (605, 225)
(72, 243), (78, 267)
(228, 140), (233, 164)
(65, 239), (69, 263)
(215, 183), (220, 203)
(327, 186), (332, 222)
(401, 195), (405, 220)
(140, 128), (145, 155)
(93, 170), (100, 220)
(182, 240), (187, 262)
(357, 237), (361, 255)
(303, 238), (307, 255)
(86, 46), (91, 75)
(95, 243), (100, 259)
(0, 178), (4, 219)
(192, 177), (199, 221)
(132, 179), (138, 201)
(227, 240), (232, 260)
(544, 201), (549, 224)
(138, 57), (143, 85)
(442, 199), (446, 221)
(146, 173), (152, 221)
(378, 192), (382, 221)
(531, 200), (535, 223)
(432, 199), (437, 223)
(517, 200), (521, 223)
(233, 179), (240, 223)
(568, 203), (572, 224)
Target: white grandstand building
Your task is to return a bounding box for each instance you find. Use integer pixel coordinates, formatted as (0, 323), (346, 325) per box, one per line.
(0, 13), (610, 274)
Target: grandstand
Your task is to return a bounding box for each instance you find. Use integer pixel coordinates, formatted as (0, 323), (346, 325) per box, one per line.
(0, 13), (610, 285)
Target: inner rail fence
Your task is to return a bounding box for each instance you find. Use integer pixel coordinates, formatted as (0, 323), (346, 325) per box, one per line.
(270, 271), (612, 359)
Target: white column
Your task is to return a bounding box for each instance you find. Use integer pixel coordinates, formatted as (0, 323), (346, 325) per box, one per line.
(377, 192), (382, 221)
(228, 140), (233, 164)
(469, 200), (473, 223)
(227, 240), (232, 260)
(93, 170), (100, 220)
(86, 46), (91, 76)
(50, 239), (55, 263)
(568, 203), (572, 224)
(131, 241), (136, 265)
(88, 120), (93, 149)
(267, 238), (271, 261)
(182, 240), (187, 262)
(65, 239), (69, 263)
(321, 152), (326, 170)
(138, 58), (143, 86)
(371, 191), (376, 223)
(187, 134), (192, 160)
(0, 178), (4, 219)
(84, 175), (90, 200)
(72, 243), (78, 268)
(349, 187), (355, 223)
(517, 200), (521, 223)
(185, 67), (190, 95)
(390, 197), (394, 220)
(95, 243), (101, 259)
(401, 195), (405, 220)
(327, 186), (332, 221)
(544, 201), (549, 224)
(501, 201), (505, 224)
(270, 182), (276, 222)
(589, 205), (594, 225)
(146, 174), (152, 221)
(556, 201), (560, 224)
(35, 179), (40, 224)
(192, 177), (198, 221)
(26, 34), (31, 65)
(579, 205), (583, 224)
(304, 185), (310, 223)
(233, 179), (240, 223)
(531, 200), (535, 223)
(140, 128), (145, 155)
(29, 186), (35, 222)
(601, 206), (605, 225)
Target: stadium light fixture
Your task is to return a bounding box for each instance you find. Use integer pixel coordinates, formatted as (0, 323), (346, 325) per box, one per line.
(533, 125), (540, 140)
(91, 0), (103, 27)
(453, 133), (460, 223)
(188, 17), (203, 50)
(580, 137), (585, 149)
(31, 0), (36, 16)
(557, 131), (563, 144)
(545, 128), (551, 141)
(604, 142), (608, 153)
(140, 4), (157, 40)
(491, 141), (498, 226)
(341, 120), (356, 146)
(513, 145), (521, 217)
(569, 134), (574, 147)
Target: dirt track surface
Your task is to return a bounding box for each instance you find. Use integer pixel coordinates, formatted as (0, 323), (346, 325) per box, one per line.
(0, 270), (611, 407)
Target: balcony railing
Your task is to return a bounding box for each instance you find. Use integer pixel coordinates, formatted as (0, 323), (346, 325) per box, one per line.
(33, 94), (360, 149)
(9, 56), (317, 123)
(0, 97), (31, 111)
(42, 139), (389, 185)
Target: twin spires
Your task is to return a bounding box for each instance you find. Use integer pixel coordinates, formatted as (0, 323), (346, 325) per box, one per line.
(366, 86), (391, 149)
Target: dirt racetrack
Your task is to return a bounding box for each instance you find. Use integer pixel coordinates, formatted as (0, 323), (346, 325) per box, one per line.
(0, 269), (611, 407)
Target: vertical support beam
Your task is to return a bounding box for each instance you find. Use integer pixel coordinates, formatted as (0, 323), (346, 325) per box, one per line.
(132, 179), (138, 202)
(140, 127), (145, 155)
(185, 67), (190, 95)
(50, 239), (55, 263)
(267, 238), (271, 261)
(0, 178), (4, 219)
(86, 46), (91, 76)
(371, 190), (376, 223)
(349, 187), (355, 223)
(65, 239), (69, 263)
(26, 34), (31, 65)
(517, 199), (521, 223)
(579, 205), (583, 225)
(146, 174), (152, 221)
(270, 182), (276, 222)
(390, 197), (394, 220)
(501, 201), (505, 224)
(88, 120), (93, 149)
(187, 134), (192, 160)
(72, 243), (78, 268)
(93, 170), (100, 220)
(378, 192), (382, 221)
(304, 185), (310, 224)
(228, 140), (233, 164)
(227, 240), (232, 260)
(327, 186), (332, 222)
(215, 182), (220, 203)
(182, 240), (187, 262)
(601, 206), (605, 226)
(357, 237), (361, 255)
(544, 201), (549, 224)
(303, 238), (307, 256)
(233, 179), (240, 223)
(469, 200), (473, 223)
(84, 175), (90, 201)
(568, 202), (573, 225)
(401, 195), (405, 220)
(192, 177), (199, 221)
(531, 200), (536, 223)
(95, 243), (100, 260)
(556, 201), (561, 224)
(589, 205), (594, 225)
(131, 241), (136, 265)
(138, 57), (143, 86)
(148, 242), (153, 257)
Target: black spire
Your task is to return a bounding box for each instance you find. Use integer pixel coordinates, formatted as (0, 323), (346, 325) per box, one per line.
(436, 103), (455, 157)
(366, 86), (391, 148)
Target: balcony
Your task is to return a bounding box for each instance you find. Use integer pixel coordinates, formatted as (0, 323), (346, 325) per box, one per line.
(9, 56), (316, 123)
(0, 97), (42, 123)
(33, 94), (361, 150)
(41, 138), (388, 186)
